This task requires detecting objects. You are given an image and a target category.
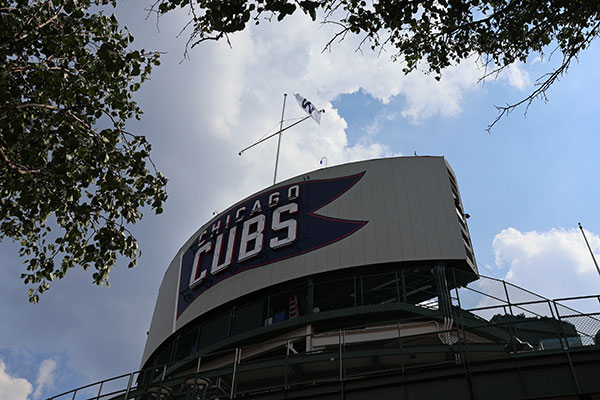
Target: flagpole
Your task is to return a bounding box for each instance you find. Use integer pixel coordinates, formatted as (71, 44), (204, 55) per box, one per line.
(578, 222), (600, 279)
(273, 93), (287, 185)
(238, 93), (323, 175)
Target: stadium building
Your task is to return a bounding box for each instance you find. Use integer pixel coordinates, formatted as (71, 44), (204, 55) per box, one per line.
(49, 156), (600, 400)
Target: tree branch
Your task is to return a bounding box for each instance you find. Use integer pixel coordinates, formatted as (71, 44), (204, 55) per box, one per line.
(487, 20), (600, 131)
(0, 2), (65, 49)
(0, 146), (43, 175)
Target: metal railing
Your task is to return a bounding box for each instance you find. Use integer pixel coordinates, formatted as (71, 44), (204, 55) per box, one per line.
(47, 275), (600, 400)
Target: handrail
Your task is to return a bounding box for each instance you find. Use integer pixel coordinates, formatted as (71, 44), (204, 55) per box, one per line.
(47, 275), (600, 400)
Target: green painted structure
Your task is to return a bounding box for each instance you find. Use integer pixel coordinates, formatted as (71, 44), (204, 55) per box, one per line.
(47, 158), (600, 400)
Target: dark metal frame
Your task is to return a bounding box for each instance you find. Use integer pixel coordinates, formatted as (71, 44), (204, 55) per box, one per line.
(47, 271), (600, 400)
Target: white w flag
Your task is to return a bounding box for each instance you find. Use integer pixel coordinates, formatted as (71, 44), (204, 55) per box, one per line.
(294, 93), (321, 124)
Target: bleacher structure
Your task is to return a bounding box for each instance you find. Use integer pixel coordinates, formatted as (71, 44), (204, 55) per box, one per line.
(47, 157), (600, 400)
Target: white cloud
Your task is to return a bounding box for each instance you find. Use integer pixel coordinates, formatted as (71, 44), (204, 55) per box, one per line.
(476, 60), (532, 90)
(492, 227), (600, 299)
(0, 3), (548, 394)
(33, 359), (57, 399)
(365, 112), (397, 136)
(0, 359), (33, 400)
(502, 62), (531, 90)
(160, 10), (489, 197)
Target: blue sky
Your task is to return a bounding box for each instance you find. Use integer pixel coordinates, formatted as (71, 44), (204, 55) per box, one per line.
(1, 2), (600, 399)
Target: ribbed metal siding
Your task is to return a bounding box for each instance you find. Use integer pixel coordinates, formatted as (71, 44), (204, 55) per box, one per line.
(141, 156), (476, 366)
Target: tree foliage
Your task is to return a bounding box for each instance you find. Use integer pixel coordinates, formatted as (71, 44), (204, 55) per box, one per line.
(3, 0), (599, 302)
(0, 0), (167, 302)
(154, 0), (600, 127)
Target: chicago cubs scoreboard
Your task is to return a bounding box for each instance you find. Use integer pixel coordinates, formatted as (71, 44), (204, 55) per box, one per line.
(141, 156), (477, 368)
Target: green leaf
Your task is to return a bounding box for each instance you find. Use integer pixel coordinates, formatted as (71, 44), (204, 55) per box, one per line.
(2, 0), (166, 302)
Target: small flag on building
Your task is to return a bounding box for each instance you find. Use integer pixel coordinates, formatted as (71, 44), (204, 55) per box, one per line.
(294, 93), (321, 124)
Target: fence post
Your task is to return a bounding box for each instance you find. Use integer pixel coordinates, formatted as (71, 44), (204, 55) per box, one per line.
(339, 329), (345, 399)
(503, 280), (513, 315)
(359, 277), (363, 306)
(397, 322), (405, 372)
(452, 275), (476, 399)
(123, 373), (134, 400)
(552, 300), (582, 394)
(395, 271), (401, 304)
(339, 330), (344, 381)
(401, 270), (407, 303)
(552, 301), (567, 349)
(95, 382), (104, 400)
(547, 299), (559, 350)
(503, 280), (516, 340)
(307, 279), (314, 315)
(284, 339), (291, 388)
(155, 364), (167, 397)
(230, 348), (241, 398)
(353, 276), (357, 307)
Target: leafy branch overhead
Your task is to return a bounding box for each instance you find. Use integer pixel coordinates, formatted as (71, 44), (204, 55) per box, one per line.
(154, 0), (600, 127)
(3, 0), (598, 303)
(0, 0), (166, 302)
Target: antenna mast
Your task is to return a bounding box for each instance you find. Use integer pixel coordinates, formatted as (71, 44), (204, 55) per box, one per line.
(273, 93), (287, 185)
(578, 222), (600, 279)
(238, 93), (323, 185)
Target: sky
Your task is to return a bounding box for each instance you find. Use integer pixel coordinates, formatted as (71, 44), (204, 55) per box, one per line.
(1, 2), (600, 399)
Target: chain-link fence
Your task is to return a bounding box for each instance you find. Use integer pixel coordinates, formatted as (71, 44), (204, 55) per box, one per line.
(47, 275), (600, 400)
